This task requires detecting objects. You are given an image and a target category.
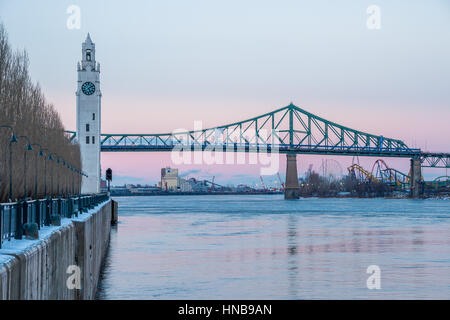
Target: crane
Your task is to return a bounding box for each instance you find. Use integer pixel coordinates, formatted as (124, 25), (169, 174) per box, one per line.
(277, 173), (285, 190)
(260, 176), (267, 191)
(209, 176), (215, 192)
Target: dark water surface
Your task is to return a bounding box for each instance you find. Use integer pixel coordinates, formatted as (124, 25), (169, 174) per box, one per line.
(96, 195), (450, 299)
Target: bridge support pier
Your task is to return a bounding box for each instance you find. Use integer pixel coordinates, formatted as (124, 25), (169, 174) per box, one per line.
(410, 158), (423, 198)
(284, 153), (300, 200)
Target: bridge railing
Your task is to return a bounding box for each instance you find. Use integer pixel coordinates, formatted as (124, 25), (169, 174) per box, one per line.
(0, 193), (109, 248)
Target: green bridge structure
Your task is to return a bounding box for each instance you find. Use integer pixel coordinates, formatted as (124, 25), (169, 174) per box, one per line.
(66, 103), (450, 199)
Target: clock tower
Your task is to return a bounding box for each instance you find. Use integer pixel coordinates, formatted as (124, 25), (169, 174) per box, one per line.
(76, 33), (101, 194)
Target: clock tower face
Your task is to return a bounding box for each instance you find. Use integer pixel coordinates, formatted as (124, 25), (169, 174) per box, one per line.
(81, 81), (96, 95)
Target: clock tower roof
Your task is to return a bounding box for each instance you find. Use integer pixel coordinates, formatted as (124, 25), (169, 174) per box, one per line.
(85, 33), (93, 44)
(80, 33), (97, 71)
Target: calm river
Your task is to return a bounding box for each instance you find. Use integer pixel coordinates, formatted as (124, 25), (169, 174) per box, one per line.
(96, 195), (450, 299)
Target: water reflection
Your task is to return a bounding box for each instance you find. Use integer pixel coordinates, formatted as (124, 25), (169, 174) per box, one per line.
(96, 195), (450, 299)
(287, 213), (298, 298)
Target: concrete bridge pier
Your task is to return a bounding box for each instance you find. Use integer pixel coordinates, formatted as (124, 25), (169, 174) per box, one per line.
(284, 153), (300, 200)
(410, 157), (423, 198)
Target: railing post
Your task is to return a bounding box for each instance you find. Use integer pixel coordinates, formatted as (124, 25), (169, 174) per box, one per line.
(8, 204), (13, 241)
(15, 201), (23, 240)
(58, 197), (62, 217)
(44, 198), (51, 226)
(78, 196), (83, 215)
(0, 205), (3, 249)
(68, 198), (72, 218)
(22, 201), (28, 225)
(36, 201), (41, 230)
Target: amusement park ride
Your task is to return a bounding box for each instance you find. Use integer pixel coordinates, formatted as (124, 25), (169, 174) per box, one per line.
(348, 158), (449, 190)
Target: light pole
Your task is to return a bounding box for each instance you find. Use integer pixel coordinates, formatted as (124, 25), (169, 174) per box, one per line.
(0, 125), (18, 202)
(17, 136), (33, 200)
(76, 169), (82, 195)
(65, 163), (71, 197)
(48, 153), (58, 198)
(67, 164), (71, 196)
(69, 165), (78, 197)
(74, 169), (78, 195)
(56, 156), (61, 197)
(41, 148), (50, 198)
(61, 159), (67, 198)
(69, 166), (74, 196)
(31, 143), (43, 199)
(55, 156), (66, 198)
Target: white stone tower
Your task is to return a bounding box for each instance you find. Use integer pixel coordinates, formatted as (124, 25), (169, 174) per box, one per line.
(76, 33), (101, 194)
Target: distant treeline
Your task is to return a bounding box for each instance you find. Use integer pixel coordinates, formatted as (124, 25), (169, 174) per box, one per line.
(299, 170), (393, 198)
(0, 23), (81, 202)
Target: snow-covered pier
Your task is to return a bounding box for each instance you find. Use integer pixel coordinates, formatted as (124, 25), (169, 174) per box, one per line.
(0, 199), (116, 299)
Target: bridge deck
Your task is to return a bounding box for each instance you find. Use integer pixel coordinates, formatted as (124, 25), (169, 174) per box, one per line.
(100, 143), (423, 158)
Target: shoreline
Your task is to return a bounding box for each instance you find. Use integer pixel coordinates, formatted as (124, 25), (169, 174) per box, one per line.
(110, 191), (283, 196)
(109, 192), (450, 199)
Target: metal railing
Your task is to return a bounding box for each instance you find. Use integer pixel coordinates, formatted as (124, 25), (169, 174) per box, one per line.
(0, 193), (109, 248)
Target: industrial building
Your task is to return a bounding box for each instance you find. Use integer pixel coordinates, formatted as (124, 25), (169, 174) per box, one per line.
(161, 167), (179, 191)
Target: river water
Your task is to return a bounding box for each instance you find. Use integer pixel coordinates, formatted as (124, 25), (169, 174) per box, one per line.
(96, 195), (450, 299)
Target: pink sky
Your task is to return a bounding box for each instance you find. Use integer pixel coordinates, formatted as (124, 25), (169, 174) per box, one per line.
(46, 80), (450, 186)
(2, 0), (449, 185)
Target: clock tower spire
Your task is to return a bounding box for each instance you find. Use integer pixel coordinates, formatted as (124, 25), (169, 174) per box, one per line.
(76, 33), (101, 194)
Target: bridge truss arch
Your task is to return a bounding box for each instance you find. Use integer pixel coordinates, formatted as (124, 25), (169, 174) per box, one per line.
(66, 103), (449, 167)
(74, 104), (421, 157)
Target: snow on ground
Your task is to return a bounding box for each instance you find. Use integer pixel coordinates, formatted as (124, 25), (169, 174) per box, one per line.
(0, 200), (109, 255)
(0, 253), (14, 265)
(71, 199), (109, 222)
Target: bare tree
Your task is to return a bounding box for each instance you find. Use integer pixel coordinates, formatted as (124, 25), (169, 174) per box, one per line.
(0, 23), (81, 202)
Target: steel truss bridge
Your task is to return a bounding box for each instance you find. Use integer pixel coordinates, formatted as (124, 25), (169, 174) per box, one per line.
(66, 103), (450, 168)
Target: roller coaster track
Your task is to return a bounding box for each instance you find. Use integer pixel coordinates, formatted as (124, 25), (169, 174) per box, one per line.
(348, 164), (380, 183)
(371, 159), (410, 186)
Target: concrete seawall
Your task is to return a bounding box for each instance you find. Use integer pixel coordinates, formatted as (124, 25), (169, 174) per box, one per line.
(0, 199), (113, 300)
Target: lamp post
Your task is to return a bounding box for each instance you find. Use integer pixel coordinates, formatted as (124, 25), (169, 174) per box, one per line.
(68, 166), (73, 196)
(74, 169), (78, 195)
(48, 153), (58, 198)
(0, 125), (18, 202)
(30, 143), (43, 199)
(55, 156), (65, 198)
(41, 148), (50, 198)
(17, 136), (33, 200)
(76, 169), (81, 195)
(56, 156), (61, 197)
(67, 164), (71, 197)
(69, 165), (77, 197)
(65, 163), (70, 197)
(61, 159), (66, 198)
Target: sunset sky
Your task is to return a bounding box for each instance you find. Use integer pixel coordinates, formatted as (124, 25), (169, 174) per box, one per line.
(1, 0), (449, 186)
